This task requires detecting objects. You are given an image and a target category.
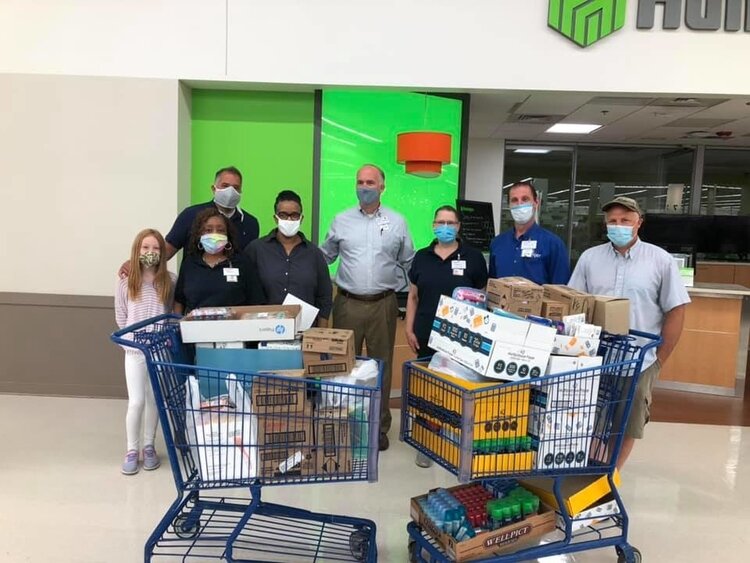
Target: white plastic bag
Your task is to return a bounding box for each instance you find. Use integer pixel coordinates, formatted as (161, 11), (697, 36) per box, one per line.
(320, 359), (379, 409)
(184, 374), (257, 482)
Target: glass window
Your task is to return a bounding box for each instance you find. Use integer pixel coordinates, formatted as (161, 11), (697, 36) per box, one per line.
(701, 149), (750, 217)
(502, 146), (574, 245)
(572, 147), (694, 260)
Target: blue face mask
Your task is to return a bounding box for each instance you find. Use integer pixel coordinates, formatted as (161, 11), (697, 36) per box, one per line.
(356, 187), (380, 206)
(607, 225), (634, 248)
(434, 225), (458, 244)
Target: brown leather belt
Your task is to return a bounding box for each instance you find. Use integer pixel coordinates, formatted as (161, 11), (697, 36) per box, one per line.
(339, 289), (394, 302)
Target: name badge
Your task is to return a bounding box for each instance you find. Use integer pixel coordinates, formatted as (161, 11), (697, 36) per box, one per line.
(453, 269), (465, 276)
(521, 249), (534, 258)
(521, 240), (537, 250)
(223, 268), (239, 277)
(226, 276), (238, 283)
(452, 260), (467, 270)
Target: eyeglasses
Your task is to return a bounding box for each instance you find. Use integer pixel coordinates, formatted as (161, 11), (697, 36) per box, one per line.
(433, 221), (459, 227)
(276, 212), (301, 221)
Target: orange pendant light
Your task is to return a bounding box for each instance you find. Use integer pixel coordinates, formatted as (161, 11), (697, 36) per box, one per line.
(397, 132), (452, 178)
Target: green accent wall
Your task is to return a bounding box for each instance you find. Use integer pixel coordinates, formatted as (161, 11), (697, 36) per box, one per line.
(319, 90), (463, 254)
(191, 90), (315, 236)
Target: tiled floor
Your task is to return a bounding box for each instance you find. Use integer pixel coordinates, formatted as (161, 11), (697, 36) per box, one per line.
(1, 395), (749, 562)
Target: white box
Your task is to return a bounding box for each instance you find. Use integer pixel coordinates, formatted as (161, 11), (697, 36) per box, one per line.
(533, 435), (592, 470)
(557, 496), (621, 533)
(427, 296), (556, 382)
(530, 404), (597, 438)
(551, 334), (600, 357)
(181, 305), (301, 344)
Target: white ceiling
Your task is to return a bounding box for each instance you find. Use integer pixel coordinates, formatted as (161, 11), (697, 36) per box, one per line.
(468, 91), (750, 146)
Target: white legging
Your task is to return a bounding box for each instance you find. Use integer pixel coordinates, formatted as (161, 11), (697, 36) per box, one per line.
(124, 353), (159, 451)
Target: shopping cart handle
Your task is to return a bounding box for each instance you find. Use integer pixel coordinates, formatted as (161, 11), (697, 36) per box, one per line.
(111, 313), (182, 342)
(628, 329), (663, 350)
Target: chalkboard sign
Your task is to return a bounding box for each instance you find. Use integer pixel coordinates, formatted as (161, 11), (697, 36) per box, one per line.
(456, 199), (495, 252)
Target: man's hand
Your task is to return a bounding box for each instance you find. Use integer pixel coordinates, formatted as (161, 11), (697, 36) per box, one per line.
(118, 260), (131, 279)
(406, 331), (420, 354)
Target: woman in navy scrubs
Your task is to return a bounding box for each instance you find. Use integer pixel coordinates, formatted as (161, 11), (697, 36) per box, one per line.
(405, 205), (488, 357)
(174, 207), (265, 315)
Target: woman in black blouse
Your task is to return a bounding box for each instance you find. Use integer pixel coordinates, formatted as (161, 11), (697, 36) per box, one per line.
(174, 207), (265, 315)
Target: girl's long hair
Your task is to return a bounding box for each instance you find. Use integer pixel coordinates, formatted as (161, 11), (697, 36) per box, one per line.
(128, 228), (172, 304)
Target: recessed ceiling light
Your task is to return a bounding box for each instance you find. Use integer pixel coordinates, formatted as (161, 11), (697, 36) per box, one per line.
(546, 123), (602, 134)
(514, 148), (551, 154)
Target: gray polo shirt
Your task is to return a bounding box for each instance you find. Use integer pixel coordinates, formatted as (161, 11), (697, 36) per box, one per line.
(568, 239), (691, 369)
(321, 205), (415, 294)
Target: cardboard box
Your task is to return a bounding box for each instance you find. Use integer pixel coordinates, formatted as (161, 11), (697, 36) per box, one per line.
(258, 446), (316, 478)
(256, 413), (311, 447)
(532, 434), (592, 470)
(541, 300), (568, 322)
(302, 328), (356, 377)
(410, 484), (556, 562)
(251, 376), (310, 415)
(551, 334), (600, 357)
(314, 407), (352, 475)
(428, 296), (556, 382)
(559, 494), (621, 532)
(486, 277), (543, 317)
(181, 305), (301, 343)
(542, 285), (595, 321)
(520, 471), (622, 517)
(592, 296), (630, 335)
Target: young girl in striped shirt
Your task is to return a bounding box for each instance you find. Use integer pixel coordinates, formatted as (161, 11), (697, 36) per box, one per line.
(115, 229), (176, 475)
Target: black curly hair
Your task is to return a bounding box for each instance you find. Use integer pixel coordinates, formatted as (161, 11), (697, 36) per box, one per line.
(187, 207), (240, 258)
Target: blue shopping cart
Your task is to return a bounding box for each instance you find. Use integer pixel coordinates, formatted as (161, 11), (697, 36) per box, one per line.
(400, 330), (661, 563)
(112, 314), (382, 562)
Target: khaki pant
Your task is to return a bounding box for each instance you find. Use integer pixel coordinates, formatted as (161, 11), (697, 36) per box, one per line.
(626, 359), (661, 439)
(332, 292), (398, 435)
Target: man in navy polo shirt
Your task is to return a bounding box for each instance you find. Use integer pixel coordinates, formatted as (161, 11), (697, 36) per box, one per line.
(489, 181), (570, 285)
(118, 166), (259, 277)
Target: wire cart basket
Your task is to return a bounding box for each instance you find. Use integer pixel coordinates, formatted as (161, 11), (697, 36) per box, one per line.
(400, 330), (661, 563)
(112, 314), (383, 562)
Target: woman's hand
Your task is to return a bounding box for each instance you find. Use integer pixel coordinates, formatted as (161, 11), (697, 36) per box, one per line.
(406, 330), (420, 354)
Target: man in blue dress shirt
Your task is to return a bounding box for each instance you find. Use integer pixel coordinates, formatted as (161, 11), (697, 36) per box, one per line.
(489, 181), (570, 285)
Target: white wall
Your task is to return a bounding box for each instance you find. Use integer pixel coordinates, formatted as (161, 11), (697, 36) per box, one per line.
(465, 138), (505, 235)
(2, 1), (750, 95)
(0, 74), (184, 296)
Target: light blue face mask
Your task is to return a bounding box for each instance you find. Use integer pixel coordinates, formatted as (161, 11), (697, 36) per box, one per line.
(607, 225), (634, 248)
(434, 225), (458, 244)
(356, 187), (380, 206)
(510, 203), (535, 225)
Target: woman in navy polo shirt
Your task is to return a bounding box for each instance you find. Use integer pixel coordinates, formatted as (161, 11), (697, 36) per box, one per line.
(406, 205), (488, 468)
(405, 205), (488, 358)
(174, 208), (265, 315)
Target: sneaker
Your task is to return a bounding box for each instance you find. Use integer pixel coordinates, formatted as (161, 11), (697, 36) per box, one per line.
(415, 452), (433, 468)
(121, 450), (139, 475)
(142, 445), (161, 471)
(378, 433), (389, 452)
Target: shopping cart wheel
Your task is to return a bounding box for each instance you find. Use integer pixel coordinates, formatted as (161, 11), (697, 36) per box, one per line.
(172, 514), (201, 539)
(408, 537), (418, 563)
(616, 545), (642, 563)
(349, 528), (371, 561)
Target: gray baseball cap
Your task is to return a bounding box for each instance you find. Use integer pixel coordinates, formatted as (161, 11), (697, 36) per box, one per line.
(602, 196), (644, 216)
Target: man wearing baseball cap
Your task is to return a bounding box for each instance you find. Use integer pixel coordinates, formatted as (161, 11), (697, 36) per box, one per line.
(568, 196), (690, 469)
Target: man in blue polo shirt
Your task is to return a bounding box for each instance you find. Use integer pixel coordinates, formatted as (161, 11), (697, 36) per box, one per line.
(118, 166), (259, 277)
(489, 181), (570, 285)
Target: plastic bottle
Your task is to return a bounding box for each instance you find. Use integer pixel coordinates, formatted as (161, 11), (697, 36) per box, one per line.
(511, 501), (523, 523)
(489, 506), (504, 530)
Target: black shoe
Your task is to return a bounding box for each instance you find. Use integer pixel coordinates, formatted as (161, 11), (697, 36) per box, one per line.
(379, 434), (389, 451)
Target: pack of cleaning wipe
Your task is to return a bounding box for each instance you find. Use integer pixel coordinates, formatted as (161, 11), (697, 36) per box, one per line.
(428, 295), (556, 382)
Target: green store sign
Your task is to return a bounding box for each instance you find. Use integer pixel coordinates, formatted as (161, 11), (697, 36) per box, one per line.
(549, 0), (750, 48)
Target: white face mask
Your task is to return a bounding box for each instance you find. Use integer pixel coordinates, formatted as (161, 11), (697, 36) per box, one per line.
(213, 186), (241, 209)
(276, 217), (301, 237)
(510, 203), (535, 225)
